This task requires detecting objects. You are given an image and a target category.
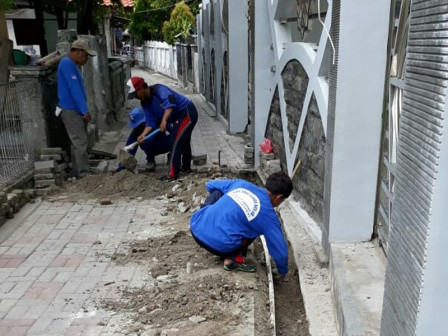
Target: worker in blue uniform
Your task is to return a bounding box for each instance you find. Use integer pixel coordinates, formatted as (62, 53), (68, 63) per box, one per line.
(126, 77), (198, 181)
(57, 39), (96, 179)
(117, 107), (171, 172)
(190, 171), (293, 275)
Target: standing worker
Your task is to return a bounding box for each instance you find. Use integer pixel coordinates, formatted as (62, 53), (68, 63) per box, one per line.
(126, 77), (198, 182)
(117, 107), (171, 172)
(190, 171), (293, 275)
(57, 39), (96, 179)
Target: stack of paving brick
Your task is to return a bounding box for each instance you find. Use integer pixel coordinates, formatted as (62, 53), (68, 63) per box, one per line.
(244, 144), (254, 164)
(192, 154), (207, 166)
(259, 151), (281, 176)
(34, 147), (69, 196)
(0, 189), (36, 226)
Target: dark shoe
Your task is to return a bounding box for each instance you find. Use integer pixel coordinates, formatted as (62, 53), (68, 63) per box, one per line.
(181, 167), (193, 174)
(146, 161), (155, 171)
(159, 175), (176, 182)
(223, 260), (256, 273)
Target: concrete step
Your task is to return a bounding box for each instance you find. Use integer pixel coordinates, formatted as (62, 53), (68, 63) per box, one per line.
(330, 242), (386, 336)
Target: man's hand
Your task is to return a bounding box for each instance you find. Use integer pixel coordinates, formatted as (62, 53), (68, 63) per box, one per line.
(138, 126), (153, 144)
(272, 268), (286, 282)
(159, 119), (167, 132)
(137, 134), (145, 144)
(84, 113), (91, 123)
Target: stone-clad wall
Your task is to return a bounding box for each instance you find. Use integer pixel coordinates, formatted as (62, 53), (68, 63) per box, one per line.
(296, 98), (325, 224)
(265, 60), (326, 226)
(283, 61), (309, 151)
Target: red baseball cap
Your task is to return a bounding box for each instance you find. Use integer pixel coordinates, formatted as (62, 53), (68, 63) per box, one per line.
(126, 77), (145, 99)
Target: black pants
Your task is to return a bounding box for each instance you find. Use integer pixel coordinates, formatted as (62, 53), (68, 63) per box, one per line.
(191, 190), (254, 259)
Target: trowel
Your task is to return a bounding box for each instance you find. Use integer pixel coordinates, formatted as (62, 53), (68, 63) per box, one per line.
(118, 128), (160, 172)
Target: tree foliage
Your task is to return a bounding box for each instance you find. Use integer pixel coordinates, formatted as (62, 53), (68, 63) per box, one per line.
(0, 0), (14, 11)
(129, 0), (199, 42)
(162, 1), (195, 45)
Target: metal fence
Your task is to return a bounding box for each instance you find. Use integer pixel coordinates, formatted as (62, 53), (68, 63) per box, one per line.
(0, 81), (35, 190)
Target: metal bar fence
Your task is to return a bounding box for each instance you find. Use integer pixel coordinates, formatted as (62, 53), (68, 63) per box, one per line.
(0, 81), (35, 190)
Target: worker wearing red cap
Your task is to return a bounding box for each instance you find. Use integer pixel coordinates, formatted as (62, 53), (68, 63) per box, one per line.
(126, 77), (198, 181)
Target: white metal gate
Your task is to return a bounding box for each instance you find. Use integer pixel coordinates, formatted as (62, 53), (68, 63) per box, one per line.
(0, 81), (35, 190)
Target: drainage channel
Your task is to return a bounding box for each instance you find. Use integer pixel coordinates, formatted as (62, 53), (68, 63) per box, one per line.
(259, 236), (310, 336)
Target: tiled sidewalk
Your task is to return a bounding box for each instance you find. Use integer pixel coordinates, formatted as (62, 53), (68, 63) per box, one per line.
(0, 199), (158, 335)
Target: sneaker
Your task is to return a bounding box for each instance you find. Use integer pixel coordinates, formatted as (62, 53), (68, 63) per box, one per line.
(146, 161), (155, 171)
(223, 260), (256, 273)
(159, 175), (176, 182)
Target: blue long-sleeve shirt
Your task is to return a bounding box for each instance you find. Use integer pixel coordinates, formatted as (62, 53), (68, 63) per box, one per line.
(57, 56), (88, 115)
(141, 84), (192, 129)
(190, 179), (289, 275)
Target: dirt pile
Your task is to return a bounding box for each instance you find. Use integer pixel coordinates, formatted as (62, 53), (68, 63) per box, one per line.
(64, 170), (170, 199)
(111, 231), (219, 277)
(98, 230), (269, 336)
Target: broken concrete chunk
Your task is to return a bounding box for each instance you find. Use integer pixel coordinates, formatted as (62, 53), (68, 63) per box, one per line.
(177, 202), (189, 213)
(100, 199), (112, 205)
(188, 315), (206, 323)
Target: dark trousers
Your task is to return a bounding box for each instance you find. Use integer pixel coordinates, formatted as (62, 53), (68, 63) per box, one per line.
(168, 103), (198, 179)
(192, 190), (254, 260)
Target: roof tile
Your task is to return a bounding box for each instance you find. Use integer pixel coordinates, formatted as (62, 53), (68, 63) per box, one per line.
(102, 0), (133, 7)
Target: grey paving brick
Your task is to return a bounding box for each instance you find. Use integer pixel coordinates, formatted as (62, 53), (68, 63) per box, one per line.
(0, 298), (18, 318)
(38, 267), (77, 282)
(26, 316), (53, 334)
(22, 304), (49, 319)
(22, 252), (58, 268)
(5, 304), (30, 319)
(28, 267), (46, 278)
(34, 160), (56, 172)
(53, 270), (76, 282)
(0, 280), (33, 299)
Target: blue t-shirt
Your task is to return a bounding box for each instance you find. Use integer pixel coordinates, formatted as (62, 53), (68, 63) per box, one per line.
(190, 179), (289, 275)
(57, 56), (88, 115)
(141, 84), (192, 129)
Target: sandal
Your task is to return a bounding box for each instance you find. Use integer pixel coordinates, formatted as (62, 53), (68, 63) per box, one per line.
(223, 260), (256, 273)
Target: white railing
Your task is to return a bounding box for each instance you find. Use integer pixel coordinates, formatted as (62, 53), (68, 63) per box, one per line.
(142, 41), (178, 80)
(134, 46), (144, 66)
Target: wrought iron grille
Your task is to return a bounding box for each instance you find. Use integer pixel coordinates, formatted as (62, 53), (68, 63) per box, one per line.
(0, 81), (35, 190)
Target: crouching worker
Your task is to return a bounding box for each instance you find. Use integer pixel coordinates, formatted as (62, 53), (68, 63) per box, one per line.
(117, 107), (171, 172)
(189, 171), (293, 275)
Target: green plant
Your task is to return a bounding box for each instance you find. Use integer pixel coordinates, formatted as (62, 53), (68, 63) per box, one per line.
(0, 0), (14, 11)
(162, 1), (195, 45)
(130, 0), (172, 41)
